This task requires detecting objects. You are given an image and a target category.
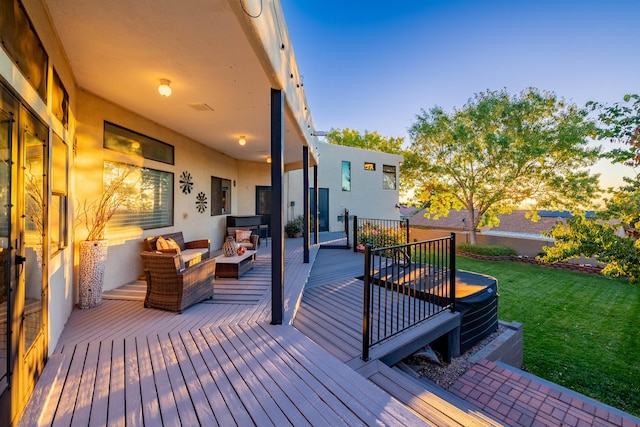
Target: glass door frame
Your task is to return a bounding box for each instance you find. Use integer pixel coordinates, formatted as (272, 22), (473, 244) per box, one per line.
(0, 82), (49, 426)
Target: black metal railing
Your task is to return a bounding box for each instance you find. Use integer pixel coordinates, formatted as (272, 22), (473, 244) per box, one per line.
(362, 233), (456, 361)
(353, 216), (409, 252)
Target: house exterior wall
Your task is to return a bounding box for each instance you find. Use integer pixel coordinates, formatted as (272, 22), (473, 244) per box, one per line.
(1, 0), (77, 354)
(287, 142), (403, 231)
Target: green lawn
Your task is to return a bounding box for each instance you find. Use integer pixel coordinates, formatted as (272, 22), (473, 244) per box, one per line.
(456, 256), (640, 417)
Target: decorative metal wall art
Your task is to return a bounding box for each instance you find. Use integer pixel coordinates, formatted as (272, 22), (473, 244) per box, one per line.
(180, 171), (193, 194)
(196, 191), (208, 213)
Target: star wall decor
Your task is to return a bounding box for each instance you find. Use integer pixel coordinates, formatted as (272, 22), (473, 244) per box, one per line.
(195, 191), (208, 213)
(180, 170), (193, 194)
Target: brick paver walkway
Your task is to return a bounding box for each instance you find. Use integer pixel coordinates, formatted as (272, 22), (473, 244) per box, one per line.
(450, 359), (640, 427)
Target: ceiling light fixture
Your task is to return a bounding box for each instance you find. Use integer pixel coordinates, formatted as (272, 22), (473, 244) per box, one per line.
(158, 79), (172, 97)
(238, 135), (247, 146)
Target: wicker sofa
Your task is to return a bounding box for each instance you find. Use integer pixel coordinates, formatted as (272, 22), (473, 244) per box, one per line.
(143, 232), (210, 268)
(139, 251), (215, 313)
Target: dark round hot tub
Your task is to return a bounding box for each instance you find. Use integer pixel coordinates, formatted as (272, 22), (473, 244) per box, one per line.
(454, 270), (499, 353)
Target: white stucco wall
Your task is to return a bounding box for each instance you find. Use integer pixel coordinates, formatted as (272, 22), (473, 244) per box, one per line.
(74, 91), (253, 292)
(287, 142), (403, 231)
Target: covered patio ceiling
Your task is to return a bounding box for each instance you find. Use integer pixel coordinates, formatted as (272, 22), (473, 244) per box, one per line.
(44, 0), (318, 166)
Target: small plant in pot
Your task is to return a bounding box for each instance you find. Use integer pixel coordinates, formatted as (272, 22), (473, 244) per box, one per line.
(285, 215), (304, 238)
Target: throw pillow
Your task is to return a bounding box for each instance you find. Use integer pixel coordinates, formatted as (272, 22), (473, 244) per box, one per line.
(156, 236), (169, 250)
(235, 229), (252, 243)
(166, 238), (181, 254)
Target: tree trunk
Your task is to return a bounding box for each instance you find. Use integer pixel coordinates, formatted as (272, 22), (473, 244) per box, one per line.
(467, 204), (478, 245)
(469, 229), (477, 245)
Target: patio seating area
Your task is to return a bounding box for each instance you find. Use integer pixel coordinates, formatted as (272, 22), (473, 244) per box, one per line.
(18, 234), (640, 426)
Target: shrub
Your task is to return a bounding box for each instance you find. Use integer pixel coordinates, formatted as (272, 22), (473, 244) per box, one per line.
(357, 222), (407, 249)
(457, 243), (517, 257)
(285, 215), (303, 237)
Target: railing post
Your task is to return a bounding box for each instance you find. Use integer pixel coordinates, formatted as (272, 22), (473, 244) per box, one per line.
(352, 215), (358, 252)
(362, 244), (371, 361)
(450, 232), (456, 313)
(344, 208), (351, 250)
(405, 218), (410, 244)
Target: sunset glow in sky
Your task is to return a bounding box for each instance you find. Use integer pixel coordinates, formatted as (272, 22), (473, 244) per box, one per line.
(281, 1), (640, 189)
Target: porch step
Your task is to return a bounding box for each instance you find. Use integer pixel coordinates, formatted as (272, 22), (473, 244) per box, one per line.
(359, 359), (504, 426)
(346, 309), (461, 370)
(102, 280), (146, 301)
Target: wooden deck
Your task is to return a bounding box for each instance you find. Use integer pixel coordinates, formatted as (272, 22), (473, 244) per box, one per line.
(19, 234), (436, 426)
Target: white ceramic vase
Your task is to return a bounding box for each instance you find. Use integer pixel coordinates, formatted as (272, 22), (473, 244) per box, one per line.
(78, 240), (108, 309)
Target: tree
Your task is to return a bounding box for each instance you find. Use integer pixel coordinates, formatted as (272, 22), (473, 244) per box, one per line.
(408, 88), (601, 244)
(326, 128), (404, 155)
(539, 94), (640, 283)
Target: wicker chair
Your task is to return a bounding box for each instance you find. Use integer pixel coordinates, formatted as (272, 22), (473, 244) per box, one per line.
(226, 227), (259, 250)
(140, 251), (215, 313)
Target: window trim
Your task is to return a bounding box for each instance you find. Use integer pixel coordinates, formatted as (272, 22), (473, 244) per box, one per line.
(50, 133), (68, 254)
(211, 176), (232, 216)
(341, 161), (351, 192)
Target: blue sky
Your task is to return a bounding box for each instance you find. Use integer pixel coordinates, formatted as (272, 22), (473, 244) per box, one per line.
(281, 1), (640, 188)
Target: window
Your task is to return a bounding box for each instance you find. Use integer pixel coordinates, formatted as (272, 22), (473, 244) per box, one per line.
(52, 68), (69, 128)
(50, 133), (68, 252)
(364, 162), (376, 171)
(383, 165), (396, 190)
(104, 122), (174, 165)
(341, 161), (351, 191)
(211, 176), (232, 215)
(106, 161), (174, 231)
(0, 0), (49, 100)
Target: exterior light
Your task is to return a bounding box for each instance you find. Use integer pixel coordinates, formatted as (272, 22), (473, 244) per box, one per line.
(267, 156), (272, 163)
(238, 136), (246, 146)
(158, 79), (172, 97)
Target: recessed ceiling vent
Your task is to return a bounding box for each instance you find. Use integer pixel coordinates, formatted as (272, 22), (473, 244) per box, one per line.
(188, 103), (215, 112)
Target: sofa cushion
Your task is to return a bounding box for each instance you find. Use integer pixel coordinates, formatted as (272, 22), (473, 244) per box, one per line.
(166, 238), (181, 253)
(156, 236), (170, 250)
(181, 248), (208, 267)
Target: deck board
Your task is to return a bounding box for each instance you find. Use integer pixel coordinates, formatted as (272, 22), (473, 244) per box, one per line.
(147, 334), (181, 426)
(107, 338), (125, 427)
(51, 342), (85, 427)
(136, 336), (162, 426)
(69, 341), (99, 427)
(163, 332), (202, 426)
(124, 337), (142, 426)
(179, 331), (236, 426)
(89, 341), (111, 427)
(235, 323), (345, 426)
(198, 327), (275, 427)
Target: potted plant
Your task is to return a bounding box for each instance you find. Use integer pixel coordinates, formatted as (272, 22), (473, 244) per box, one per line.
(76, 164), (136, 308)
(285, 215), (304, 238)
